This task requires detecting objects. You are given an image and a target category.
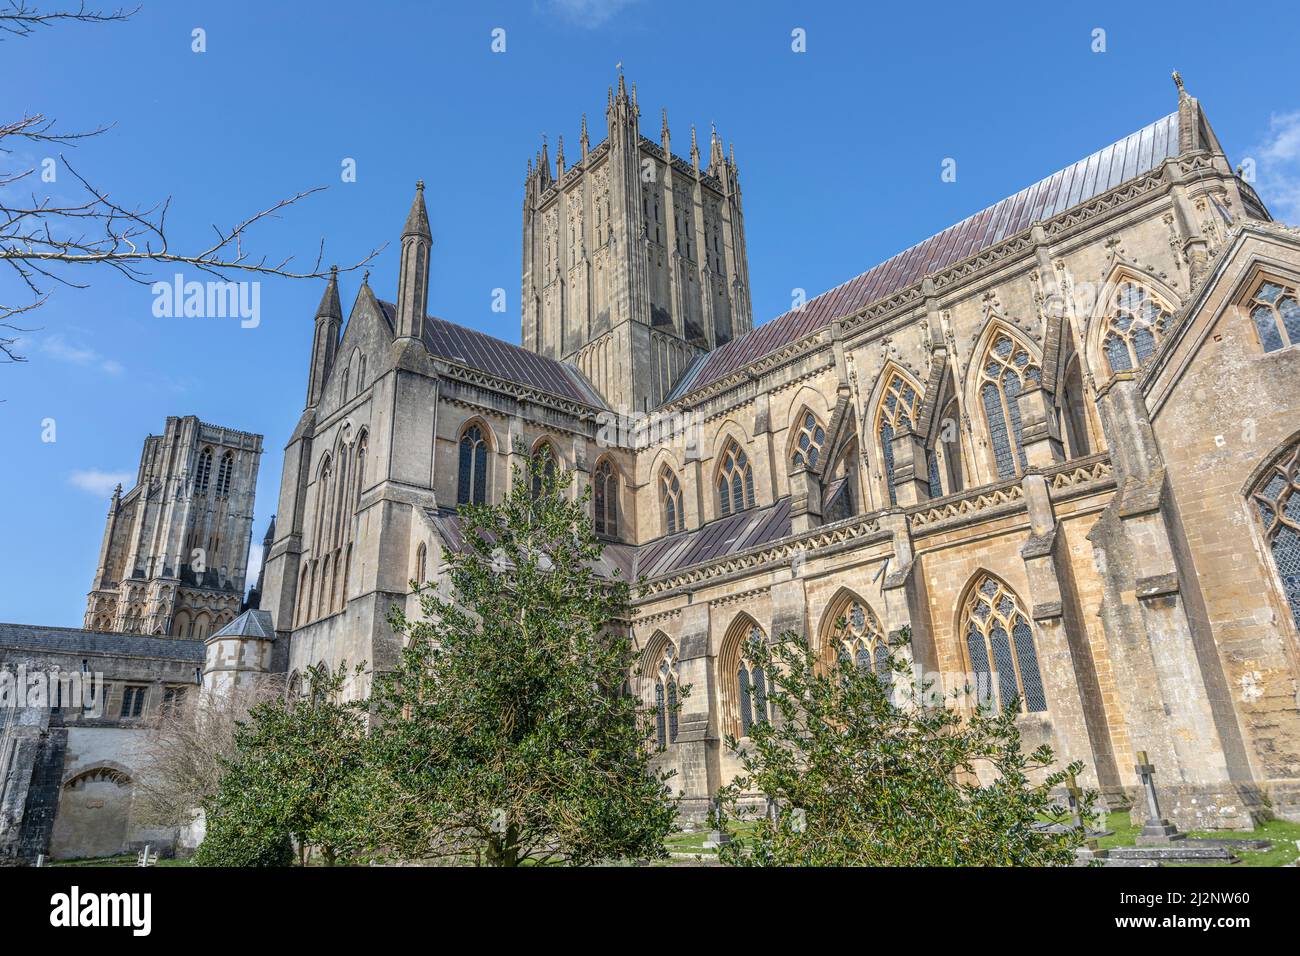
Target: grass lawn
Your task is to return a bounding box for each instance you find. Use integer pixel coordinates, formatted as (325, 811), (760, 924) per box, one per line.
(1085, 812), (1300, 866)
(47, 853), (192, 868)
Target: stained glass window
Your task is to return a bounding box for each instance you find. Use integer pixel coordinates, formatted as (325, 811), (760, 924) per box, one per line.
(1248, 280), (1300, 354)
(716, 439), (754, 516)
(978, 335), (1041, 479)
(651, 641), (680, 747)
(791, 411), (827, 469)
(661, 468), (683, 535)
(878, 373), (922, 505)
(1102, 282), (1172, 373)
(593, 459), (618, 537)
(457, 425), (488, 505)
(962, 575), (1047, 713)
(1250, 442), (1300, 633)
(833, 598), (892, 690)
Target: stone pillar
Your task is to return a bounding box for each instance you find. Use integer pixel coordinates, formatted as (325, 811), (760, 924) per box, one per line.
(672, 602), (718, 824)
(1015, 383), (1065, 468)
(1018, 473), (1122, 802)
(1088, 377), (1261, 829)
(788, 466), (822, 535)
(888, 423), (930, 507)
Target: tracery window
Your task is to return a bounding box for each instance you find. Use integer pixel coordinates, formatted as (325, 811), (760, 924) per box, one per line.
(1247, 280), (1300, 353)
(833, 600), (892, 688)
(716, 439), (754, 517)
(978, 334), (1041, 479)
(660, 467), (684, 535)
(961, 575), (1047, 714)
(1102, 282), (1171, 373)
(737, 624), (775, 737)
(1250, 442), (1300, 633)
(593, 459), (618, 538)
(195, 447), (213, 495)
(457, 424), (489, 506)
(878, 373), (922, 504)
(652, 641), (680, 748)
(790, 411), (826, 470)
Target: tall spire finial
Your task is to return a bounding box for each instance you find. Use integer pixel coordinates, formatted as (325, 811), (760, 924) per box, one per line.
(580, 112), (589, 153)
(1172, 69), (1184, 94)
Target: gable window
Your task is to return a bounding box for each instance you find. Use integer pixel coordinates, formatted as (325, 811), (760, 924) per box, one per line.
(961, 575), (1047, 714)
(1102, 282), (1172, 373)
(1248, 280), (1300, 353)
(716, 439), (755, 517)
(978, 334), (1041, 479)
(790, 411), (826, 470)
(660, 468), (684, 536)
(1250, 441), (1300, 633)
(593, 459), (618, 538)
(457, 424), (489, 506)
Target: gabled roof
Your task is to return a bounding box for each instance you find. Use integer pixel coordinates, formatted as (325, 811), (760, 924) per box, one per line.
(635, 497), (793, 579)
(376, 300), (606, 409)
(666, 111), (1183, 402)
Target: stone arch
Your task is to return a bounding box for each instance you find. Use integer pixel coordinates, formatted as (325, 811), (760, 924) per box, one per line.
(1084, 264), (1181, 382)
(954, 569), (1047, 714)
(784, 402), (830, 474)
(815, 586), (887, 670)
(718, 613), (771, 739)
(963, 321), (1043, 481)
(50, 764), (135, 860)
(866, 361), (927, 505)
(925, 361), (965, 497)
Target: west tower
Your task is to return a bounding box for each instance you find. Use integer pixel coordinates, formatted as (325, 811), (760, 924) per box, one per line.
(521, 75), (753, 411)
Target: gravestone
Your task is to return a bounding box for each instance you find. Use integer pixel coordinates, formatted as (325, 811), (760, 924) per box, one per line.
(702, 797), (731, 850)
(1133, 751), (1184, 846)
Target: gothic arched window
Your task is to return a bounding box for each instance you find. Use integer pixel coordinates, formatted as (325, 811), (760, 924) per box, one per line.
(877, 372), (922, 504)
(736, 624), (774, 737)
(652, 641), (680, 748)
(716, 439), (754, 517)
(352, 431), (367, 525)
(961, 574), (1047, 714)
(660, 467), (683, 536)
(531, 441), (558, 498)
(593, 459), (618, 538)
(790, 411), (826, 470)
(978, 333), (1041, 479)
(314, 456), (332, 556)
(831, 598), (891, 688)
(1102, 282), (1172, 373)
(1250, 442), (1300, 633)
(216, 451), (234, 497)
(195, 447), (213, 495)
(1247, 279), (1300, 353)
(457, 424), (489, 506)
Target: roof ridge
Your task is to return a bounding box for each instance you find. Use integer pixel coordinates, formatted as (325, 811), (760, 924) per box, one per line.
(665, 110), (1183, 404)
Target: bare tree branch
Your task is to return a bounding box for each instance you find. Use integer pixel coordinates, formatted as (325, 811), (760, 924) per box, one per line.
(0, 1), (137, 38)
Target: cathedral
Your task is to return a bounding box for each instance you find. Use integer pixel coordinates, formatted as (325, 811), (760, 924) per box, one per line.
(5, 72), (1300, 860)
(256, 73), (1300, 828)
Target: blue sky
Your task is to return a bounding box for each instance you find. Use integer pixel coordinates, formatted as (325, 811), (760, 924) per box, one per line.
(4, 0), (1299, 627)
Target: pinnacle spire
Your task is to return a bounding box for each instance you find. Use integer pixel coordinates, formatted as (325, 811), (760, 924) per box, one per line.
(402, 180), (431, 239)
(315, 264), (342, 321)
(580, 112), (589, 152)
(556, 135), (565, 176)
(690, 125), (699, 168)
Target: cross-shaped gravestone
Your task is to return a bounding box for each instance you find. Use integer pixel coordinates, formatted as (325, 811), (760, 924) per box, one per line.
(702, 796), (732, 849)
(1134, 750), (1183, 845)
(1065, 772), (1084, 831)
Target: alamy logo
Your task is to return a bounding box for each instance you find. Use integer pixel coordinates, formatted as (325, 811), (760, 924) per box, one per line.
(151, 274), (261, 328)
(49, 886), (152, 937)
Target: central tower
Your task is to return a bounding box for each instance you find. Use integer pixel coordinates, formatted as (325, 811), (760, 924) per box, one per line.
(521, 75), (753, 411)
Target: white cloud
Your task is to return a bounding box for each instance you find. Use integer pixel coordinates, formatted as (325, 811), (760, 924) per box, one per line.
(18, 332), (124, 376)
(69, 469), (133, 497)
(1250, 111), (1300, 223)
(546, 0), (640, 28)
(246, 541), (264, 578)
